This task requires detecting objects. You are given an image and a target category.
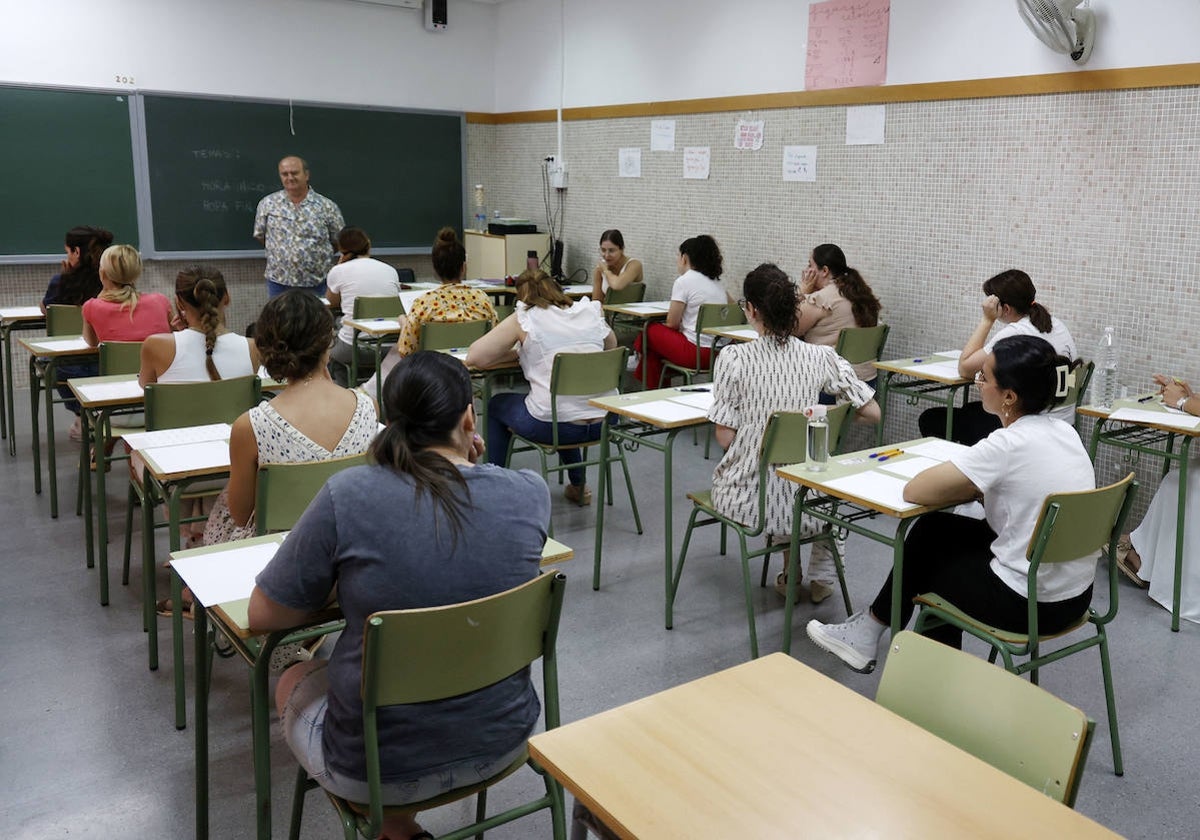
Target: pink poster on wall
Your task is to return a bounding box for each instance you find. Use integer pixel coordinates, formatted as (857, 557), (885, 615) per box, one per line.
(805, 0), (890, 91)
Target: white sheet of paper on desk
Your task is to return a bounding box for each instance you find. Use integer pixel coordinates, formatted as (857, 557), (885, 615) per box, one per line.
(876, 455), (941, 480)
(122, 423), (231, 450)
(669, 391), (715, 411)
(447, 349), (468, 360)
(932, 349), (962, 359)
(722, 327), (758, 340)
(33, 337), (91, 352)
(905, 439), (970, 462)
(142, 439), (230, 474)
(171, 541), (282, 607)
(74, 380), (144, 402)
(1107, 407), (1200, 430)
(822, 472), (918, 512)
(621, 301), (671, 314)
(562, 285), (593, 295)
(0, 306), (44, 319)
(904, 360), (963, 380)
(630, 399), (707, 424)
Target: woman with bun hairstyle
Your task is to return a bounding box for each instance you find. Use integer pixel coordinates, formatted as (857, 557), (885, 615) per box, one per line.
(325, 226), (402, 386)
(808, 335), (1094, 674)
(466, 268), (617, 506)
(140, 266), (259, 386)
(202, 290), (378, 546)
(919, 269), (1076, 444)
(794, 244), (882, 388)
(250, 351), (548, 840)
(362, 226), (495, 396)
(590, 228), (643, 304)
(41, 225), (113, 311)
(633, 234), (729, 387)
(710, 263), (879, 603)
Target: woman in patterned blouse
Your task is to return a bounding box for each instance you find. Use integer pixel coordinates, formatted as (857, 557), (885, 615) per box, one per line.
(709, 263), (880, 604)
(363, 227), (495, 396)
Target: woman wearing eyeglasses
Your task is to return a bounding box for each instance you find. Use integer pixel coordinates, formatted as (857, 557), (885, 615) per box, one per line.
(808, 335), (1093, 673)
(919, 269), (1075, 444)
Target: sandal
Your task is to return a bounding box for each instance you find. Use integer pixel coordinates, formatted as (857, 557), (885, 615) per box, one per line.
(155, 597), (195, 620)
(1112, 540), (1149, 589)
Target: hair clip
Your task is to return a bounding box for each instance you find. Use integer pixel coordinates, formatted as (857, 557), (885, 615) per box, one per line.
(1055, 364), (1075, 398)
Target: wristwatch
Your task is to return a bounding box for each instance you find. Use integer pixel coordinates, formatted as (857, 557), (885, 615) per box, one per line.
(1177, 395), (1190, 411)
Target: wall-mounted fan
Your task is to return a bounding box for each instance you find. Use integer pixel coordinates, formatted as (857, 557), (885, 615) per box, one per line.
(1016, 0), (1096, 65)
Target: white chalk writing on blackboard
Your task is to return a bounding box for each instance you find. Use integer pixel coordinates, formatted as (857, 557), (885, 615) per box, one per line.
(805, 0), (890, 91)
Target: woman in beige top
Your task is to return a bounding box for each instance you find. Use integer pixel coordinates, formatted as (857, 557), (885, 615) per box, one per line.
(793, 243), (882, 388)
(590, 228), (643, 303)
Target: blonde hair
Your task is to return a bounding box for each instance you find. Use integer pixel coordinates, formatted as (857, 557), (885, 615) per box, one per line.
(98, 244), (143, 316)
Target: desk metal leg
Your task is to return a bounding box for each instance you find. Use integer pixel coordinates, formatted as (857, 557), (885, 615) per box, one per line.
(142, 469), (158, 671)
(0, 325), (8, 442)
(193, 594), (210, 840)
(252, 640), (277, 840)
(96, 409), (113, 604)
(169, 491), (187, 730)
(45, 358), (59, 518)
(875, 372), (891, 447)
(593, 423), (610, 591)
(81, 410), (95, 575)
(662, 428), (681, 629)
(30, 357), (42, 495)
(889, 519), (916, 637)
(1171, 439), (1191, 632)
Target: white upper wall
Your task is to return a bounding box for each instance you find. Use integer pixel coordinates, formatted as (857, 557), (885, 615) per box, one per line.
(493, 0), (1200, 112)
(0, 0), (498, 111)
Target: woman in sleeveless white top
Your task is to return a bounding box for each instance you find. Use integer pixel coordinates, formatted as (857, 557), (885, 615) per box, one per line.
(158, 330), (254, 382)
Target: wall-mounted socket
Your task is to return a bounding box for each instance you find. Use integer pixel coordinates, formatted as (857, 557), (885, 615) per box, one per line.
(546, 155), (568, 190)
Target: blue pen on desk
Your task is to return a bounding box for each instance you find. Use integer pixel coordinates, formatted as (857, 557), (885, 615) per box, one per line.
(911, 358), (923, 363)
(870, 448), (903, 459)
(877, 452), (904, 462)
(679, 387), (710, 392)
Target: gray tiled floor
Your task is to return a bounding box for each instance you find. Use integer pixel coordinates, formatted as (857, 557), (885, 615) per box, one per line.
(1, 399), (1196, 839)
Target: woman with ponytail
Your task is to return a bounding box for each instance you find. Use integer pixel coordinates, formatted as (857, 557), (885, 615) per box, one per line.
(710, 264), (879, 604)
(794, 244), (882, 387)
(919, 268), (1077, 444)
(248, 351), (549, 840)
(809, 336), (1094, 674)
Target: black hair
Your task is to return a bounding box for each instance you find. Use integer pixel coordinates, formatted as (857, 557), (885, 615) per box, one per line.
(55, 225), (114, 306)
(743, 263), (797, 345)
(254, 290), (334, 381)
(431, 226), (467, 282)
(991, 334), (1080, 416)
(983, 269), (1052, 333)
(370, 351), (473, 537)
(679, 234), (723, 280)
(811, 243), (881, 327)
(599, 229), (625, 250)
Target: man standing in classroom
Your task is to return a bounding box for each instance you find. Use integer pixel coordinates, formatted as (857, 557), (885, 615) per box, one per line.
(253, 155), (344, 298)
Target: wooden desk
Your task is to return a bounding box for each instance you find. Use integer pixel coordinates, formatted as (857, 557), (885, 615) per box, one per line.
(777, 437), (962, 648)
(589, 387), (712, 625)
(601, 301), (671, 390)
(1078, 396), (1200, 631)
(171, 533), (573, 840)
(0, 305), (45, 454)
(19, 334), (98, 518)
(528, 653), (1118, 839)
(873, 351), (972, 446)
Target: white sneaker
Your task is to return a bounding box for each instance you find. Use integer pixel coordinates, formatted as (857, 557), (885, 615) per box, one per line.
(806, 611), (885, 673)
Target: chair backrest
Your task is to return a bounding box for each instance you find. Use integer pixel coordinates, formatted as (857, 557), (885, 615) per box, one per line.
(693, 302), (747, 368)
(46, 304), (83, 337)
(604, 282), (646, 307)
(877, 630), (1094, 806)
(396, 267), (416, 286)
(255, 452), (369, 535)
(419, 319), (490, 351)
(99, 341), (143, 376)
(357, 572), (567, 830)
(1066, 358), (1095, 412)
(547, 347), (627, 436)
(835, 324), (890, 366)
(493, 303), (515, 322)
(353, 295), (404, 319)
(143, 376), (261, 431)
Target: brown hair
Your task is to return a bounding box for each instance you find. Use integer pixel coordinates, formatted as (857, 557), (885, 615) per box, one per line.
(176, 266), (228, 381)
(515, 268), (571, 310)
(811, 243), (881, 328)
(431, 226), (467, 282)
(337, 226), (371, 258)
(743, 263), (797, 345)
(982, 269), (1052, 333)
(254, 290), (334, 382)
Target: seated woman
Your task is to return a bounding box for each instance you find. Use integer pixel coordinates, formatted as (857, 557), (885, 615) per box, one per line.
(248, 351), (550, 840)
(41, 224), (112, 314)
(710, 264), (880, 604)
(325, 226), (402, 386)
(1115, 374), (1200, 624)
(466, 268), (617, 506)
(633, 234), (729, 387)
(919, 269), (1076, 444)
(140, 265), (259, 386)
(362, 226), (495, 396)
(590, 228), (643, 304)
(203, 289), (378, 546)
(807, 335), (1094, 673)
(793, 244), (883, 392)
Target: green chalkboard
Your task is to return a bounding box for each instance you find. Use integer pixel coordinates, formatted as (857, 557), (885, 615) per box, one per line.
(0, 86), (139, 255)
(142, 95), (464, 252)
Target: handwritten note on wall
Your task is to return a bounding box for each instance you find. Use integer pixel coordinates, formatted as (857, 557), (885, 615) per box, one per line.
(650, 120), (676, 152)
(783, 146), (817, 182)
(734, 120), (764, 151)
(619, 148), (641, 178)
(805, 0), (890, 91)
(683, 147), (711, 180)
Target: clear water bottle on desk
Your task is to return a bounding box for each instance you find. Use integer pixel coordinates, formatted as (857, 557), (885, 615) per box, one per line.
(1094, 326), (1118, 409)
(472, 184), (488, 232)
(806, 405), (829, 472)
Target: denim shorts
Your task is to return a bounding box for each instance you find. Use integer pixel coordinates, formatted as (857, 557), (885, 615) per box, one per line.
(281, 662), (527, 805)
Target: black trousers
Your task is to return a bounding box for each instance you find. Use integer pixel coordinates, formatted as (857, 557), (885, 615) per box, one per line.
(870, 512), (1093, 648)
(918, 400), (1001, 446)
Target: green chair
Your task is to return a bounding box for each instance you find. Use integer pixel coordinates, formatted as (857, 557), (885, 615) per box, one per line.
(45, 303), (83, 335)
(255, 452), (369, 535)
(287, 572), (569, 840)
(345, 295), (405, 387)
(876, 630), (1095, 808)
(602, 282), (646, 343)
(1067, 359), (1095, 433)
(418, 319), (491, 352)
(657, 302), (746, 388)
(671, 405), (853, 659)
(127, 375), (261, 728)
(504, 348), (642, 539)
(913, 472), (1137, 777)
(29, 304), (90, 519)
(493, 303), (516, 322)
(833, 324), (889, 451)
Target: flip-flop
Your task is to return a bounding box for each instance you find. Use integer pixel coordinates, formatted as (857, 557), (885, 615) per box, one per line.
(155, 598), (195, 620)
(1113, 542), (1149, 589)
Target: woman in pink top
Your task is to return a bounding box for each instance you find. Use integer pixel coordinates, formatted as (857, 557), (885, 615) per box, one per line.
(82, 245), (171, 345)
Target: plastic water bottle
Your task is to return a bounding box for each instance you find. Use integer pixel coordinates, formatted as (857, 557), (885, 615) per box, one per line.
(1095, 326), (1118, 409)
(472, 184), (488, 232)
(807, 406), (829, 472)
